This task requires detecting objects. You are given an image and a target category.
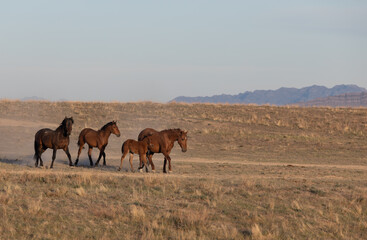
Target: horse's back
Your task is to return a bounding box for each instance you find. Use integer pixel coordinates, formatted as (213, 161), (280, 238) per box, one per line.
(79, 128), (95, 137)
(148, 130), (180, 153)
(34, 128), (54, 149)
(78, 128), (98, 146)
(138, 128), (158, 141)
(122, 139), (138, 153)
(35, 128), (52, 136)
(122, 139), (148, 154)
(35, 128), (54, 141)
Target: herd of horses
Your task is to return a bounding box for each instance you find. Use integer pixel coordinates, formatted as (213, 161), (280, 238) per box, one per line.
(33, 117), (188, 173)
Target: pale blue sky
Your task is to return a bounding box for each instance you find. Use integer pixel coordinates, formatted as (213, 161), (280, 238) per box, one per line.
(1, 1), (366, 102)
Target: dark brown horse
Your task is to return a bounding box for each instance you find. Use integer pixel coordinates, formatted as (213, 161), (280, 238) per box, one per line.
(118, 137), (151, 172)
(74, 121), (120, 166)
(138, 128), (188, 173)
(34, 117), (74, 168)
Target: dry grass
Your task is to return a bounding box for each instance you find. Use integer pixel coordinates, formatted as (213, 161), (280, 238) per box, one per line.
(0, 100), (367, 239)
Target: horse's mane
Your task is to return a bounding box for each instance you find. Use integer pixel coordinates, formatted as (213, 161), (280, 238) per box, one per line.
(100, 121), (115, 131)
(58, 117), (74, 130)
(160, 128), (183, 137)
(161, 128), (181, 133)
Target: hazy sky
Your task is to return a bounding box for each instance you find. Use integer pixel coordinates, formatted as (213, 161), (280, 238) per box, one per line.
(1, 1), (366, 102)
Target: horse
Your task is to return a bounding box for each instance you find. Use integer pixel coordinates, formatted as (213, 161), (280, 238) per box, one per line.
(118, 137), (152, 172)
(138, 128), (188, 173)
(34, 117), (74, 168)
(74, 121), (120, 166)
(137, 128), (158, 141)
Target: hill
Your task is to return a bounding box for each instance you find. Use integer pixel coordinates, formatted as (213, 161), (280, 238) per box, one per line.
(21, 96), (47, 101)
(1, 100), (367, 239)
(171, 84), (366, 105)
(298, 91), (367, 107)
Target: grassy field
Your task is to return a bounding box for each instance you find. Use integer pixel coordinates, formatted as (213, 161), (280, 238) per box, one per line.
(0, 100), (367, 239)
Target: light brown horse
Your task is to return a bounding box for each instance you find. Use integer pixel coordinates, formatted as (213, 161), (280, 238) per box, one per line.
(137, 128), (158, 141)
(74, 121), (120, 166)
(118, 137), (151, 172)
(34, 117), (74, 168)
(138, 128), (188, 173)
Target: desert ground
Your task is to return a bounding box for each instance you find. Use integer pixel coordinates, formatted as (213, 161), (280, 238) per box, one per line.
(0, 100), (367, 239)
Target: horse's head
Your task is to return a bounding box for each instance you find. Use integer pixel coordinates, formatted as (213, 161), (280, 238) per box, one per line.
(111, 121), (121, 137)
(177, 129), (188, 152)
(62, 117), (74, 136)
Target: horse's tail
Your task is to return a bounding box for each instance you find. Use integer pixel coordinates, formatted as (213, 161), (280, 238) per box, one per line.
(34, 140), (39, 160)
(77, 134), (85, 149)
(121, 141), (127, 154)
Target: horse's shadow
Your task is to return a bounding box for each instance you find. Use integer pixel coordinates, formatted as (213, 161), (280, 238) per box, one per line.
(73, 158), (118, 171)
(0, 156), (34, 167)
(0, 158), (119, 172)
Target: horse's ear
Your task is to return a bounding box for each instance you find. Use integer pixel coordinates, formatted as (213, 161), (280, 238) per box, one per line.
(71, 117), (74, 123)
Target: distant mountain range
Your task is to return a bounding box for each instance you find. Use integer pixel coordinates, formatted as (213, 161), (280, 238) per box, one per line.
(298, 92), (367, 107)
(21, 96), (68, 101)
(171, 85), (367, 106)
(21, 96), (47, 101)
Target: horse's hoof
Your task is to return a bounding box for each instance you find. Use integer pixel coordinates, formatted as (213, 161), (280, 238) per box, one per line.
(117, 168), (121, 171)
(139, 169), (143, 173)
(152, 170), (156, 173)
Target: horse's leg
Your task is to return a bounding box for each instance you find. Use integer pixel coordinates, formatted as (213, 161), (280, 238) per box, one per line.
(50, 148), (57, 169)
(138, 154), (144, 173)
(129, 153), (134, 172)
(95, 151), (103, 166)
(39, 150), (44, 167)
(37, 147), (46, 167)
(35, 146), (46, 167)
(138, 154), (145, 170)
(88, 146), (93, 166)
(64, 147), (73, 166)
(141, 154), (148, 173)
(39, 156), (44, 167)
(95, 146), (105, 166)
(148, 153), (155, 172)
(162, 152), (172, 173)
(102, 150), (106, 166)
(75, 144), (84, 166)
(118, 151), (128, 171)
(163, 157), (167, 173)
(167, 151), (172, 173)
